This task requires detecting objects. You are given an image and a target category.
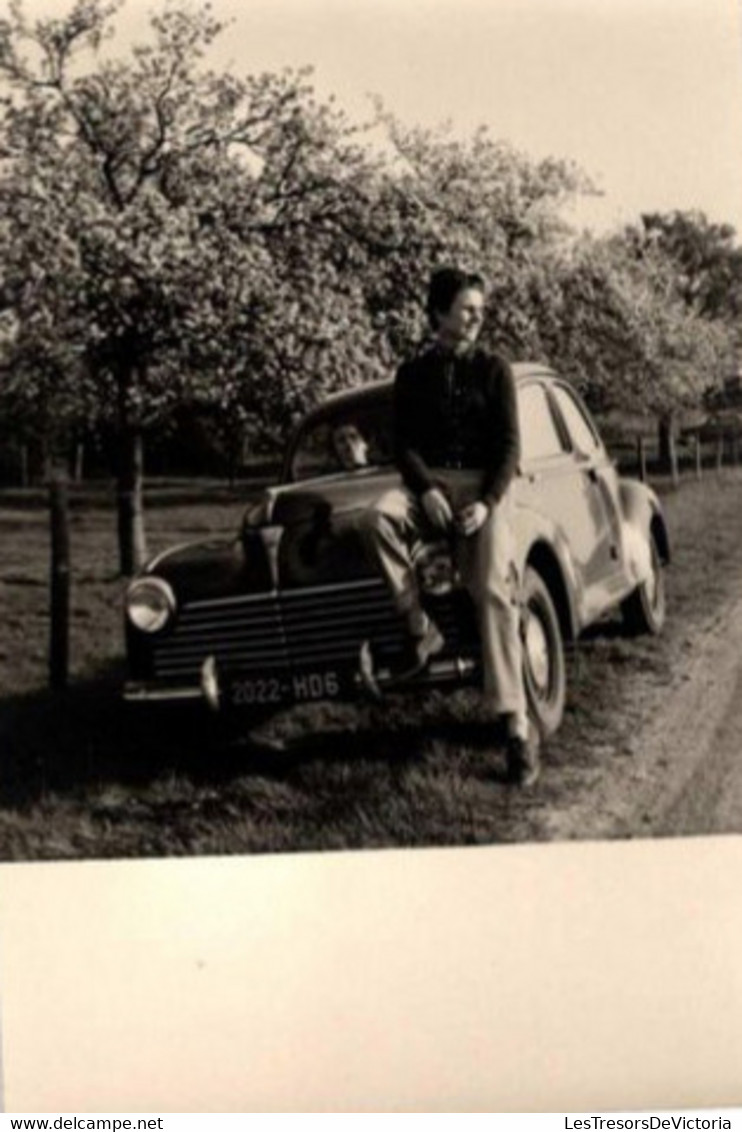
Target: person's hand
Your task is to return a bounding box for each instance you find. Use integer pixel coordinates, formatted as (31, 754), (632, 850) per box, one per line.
(421, 487), (454, 531)
(456, 501), (489, 537)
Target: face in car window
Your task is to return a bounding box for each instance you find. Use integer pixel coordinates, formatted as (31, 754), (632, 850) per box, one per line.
(291, 402), (393, 481)
(332, 424), (370, 471)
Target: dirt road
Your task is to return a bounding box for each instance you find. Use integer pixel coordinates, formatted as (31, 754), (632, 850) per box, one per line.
(540, 590), (742, 842)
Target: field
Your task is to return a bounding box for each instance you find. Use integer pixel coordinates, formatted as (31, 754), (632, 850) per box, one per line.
(2, 469), (742, 861)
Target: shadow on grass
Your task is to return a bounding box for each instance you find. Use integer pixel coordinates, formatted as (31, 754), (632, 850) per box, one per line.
(242, 711), (511, 777)
(0, 667), (513, 805)
(0, 668), (193, 805)
(580, 615), (629, 641)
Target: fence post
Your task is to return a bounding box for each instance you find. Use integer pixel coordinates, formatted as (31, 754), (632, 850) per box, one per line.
(49, 470), (71, 690)
(73, 441), (85, 483)
(669, 431), (679, 488)
(694, 434), (702, 480)
(637, 436), (647, 483)
(20, 443), (29, 487)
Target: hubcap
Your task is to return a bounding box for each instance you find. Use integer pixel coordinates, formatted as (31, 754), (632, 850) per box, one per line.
(525, 610), (550, 695)
(646, 545), (664, 611)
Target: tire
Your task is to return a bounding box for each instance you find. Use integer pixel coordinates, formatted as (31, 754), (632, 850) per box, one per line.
(620, 532), (666, 636)
(520, 566), (567, 737)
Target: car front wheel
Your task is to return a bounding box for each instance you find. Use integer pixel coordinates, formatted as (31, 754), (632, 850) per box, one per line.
(620, 531), (666, 636)
(520, 566), (567, 737)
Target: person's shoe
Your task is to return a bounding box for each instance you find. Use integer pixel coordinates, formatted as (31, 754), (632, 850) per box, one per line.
(506, 721), (541, 788)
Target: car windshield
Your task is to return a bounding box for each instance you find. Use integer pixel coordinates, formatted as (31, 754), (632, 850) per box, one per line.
(289, 399), (394, 481)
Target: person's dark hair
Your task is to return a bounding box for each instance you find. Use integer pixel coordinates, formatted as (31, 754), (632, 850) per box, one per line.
(426, 267), (485, 328)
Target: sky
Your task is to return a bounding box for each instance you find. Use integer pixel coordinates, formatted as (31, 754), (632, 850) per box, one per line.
(15, 0), (742, 236)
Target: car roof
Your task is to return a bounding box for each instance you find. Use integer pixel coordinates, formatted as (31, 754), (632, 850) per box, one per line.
(303, 360), (556, 424)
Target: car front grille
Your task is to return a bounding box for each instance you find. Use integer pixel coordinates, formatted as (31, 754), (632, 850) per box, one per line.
(151, 577), (476, 680)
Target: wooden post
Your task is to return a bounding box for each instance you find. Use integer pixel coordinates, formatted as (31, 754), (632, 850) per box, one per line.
(669, 430), (679, 488)
(20, 443), (29, 488)
(49, 471), (70, 690)
(117, 427), (148, 576)
(116, 362), (148, 577)
(694, 434), (702, 480)
(73, 441), (84, 483)
(716, 436), (724, 474)
(637, 436), (647, 483)
(658, 414), (673, 473)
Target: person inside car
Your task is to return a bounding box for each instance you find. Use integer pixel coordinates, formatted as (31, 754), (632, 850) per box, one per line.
(363, 266), (540, 787)
(332, 422), (370, 471)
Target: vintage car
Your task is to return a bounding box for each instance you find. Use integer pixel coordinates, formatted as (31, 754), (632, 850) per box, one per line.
(124, 363), (669, 737)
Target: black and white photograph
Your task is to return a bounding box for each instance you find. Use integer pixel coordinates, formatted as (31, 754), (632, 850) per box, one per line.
(3, 0), (742, 861)
(1, 0), (742, 1112)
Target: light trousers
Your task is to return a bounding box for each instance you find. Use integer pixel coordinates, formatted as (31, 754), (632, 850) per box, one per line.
(364, 472), (527, 727)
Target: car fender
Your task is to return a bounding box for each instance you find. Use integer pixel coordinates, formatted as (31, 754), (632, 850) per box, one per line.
(618, 479), (670, 586)
(511, 502), (581, 641)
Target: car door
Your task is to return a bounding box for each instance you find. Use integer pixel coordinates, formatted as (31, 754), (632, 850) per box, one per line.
(547, 381), (627, 602)
(515, 379), (623, 622)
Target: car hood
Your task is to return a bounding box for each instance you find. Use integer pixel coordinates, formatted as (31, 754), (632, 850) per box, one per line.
(143, 536), (272, 604)
(264, 468), (398, 527)
(143, 471), (397, 601)
(257, 470), (398, 589)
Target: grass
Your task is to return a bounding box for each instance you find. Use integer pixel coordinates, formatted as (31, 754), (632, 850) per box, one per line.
(2, 470), (742, 861)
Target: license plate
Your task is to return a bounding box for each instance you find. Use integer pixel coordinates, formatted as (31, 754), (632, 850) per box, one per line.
(227, 668), (342, 709)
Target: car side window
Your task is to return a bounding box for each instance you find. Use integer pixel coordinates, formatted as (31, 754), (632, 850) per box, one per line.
(518, 383), (565, 462)
(291, 403), (393, 481)
(292, 422), (333, 481)
(551, 385), (602, 456)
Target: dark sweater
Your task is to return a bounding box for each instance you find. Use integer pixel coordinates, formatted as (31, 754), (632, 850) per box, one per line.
(393, 343), (520, 507)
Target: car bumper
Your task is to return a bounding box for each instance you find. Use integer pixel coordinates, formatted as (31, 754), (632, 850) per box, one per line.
(123, 681), (205, 704)
(124, 656), (221, 709)
(123, 652), (480, 710)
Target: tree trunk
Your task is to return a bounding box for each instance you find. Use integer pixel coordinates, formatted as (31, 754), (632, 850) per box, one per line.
(636, 436), (647, 483)
(669, 431), (679, 487)
(41, 443), (53, 486)
(657, 413), (679, 485)
(227, 428), (242, 488)
(115, 361), (148, 577)
(73, 441), (84, 483)
(20, 443), (29, 488)
(49, 469), (70, 690)
(117, 427), (147, 576)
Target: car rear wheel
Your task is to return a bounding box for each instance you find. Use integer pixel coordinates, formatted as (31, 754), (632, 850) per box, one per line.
(521, 566), (566, 737)
(620, 532), (666, 636)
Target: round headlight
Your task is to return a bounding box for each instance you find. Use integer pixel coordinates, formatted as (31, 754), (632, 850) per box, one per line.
(125, 577), (176, 633)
